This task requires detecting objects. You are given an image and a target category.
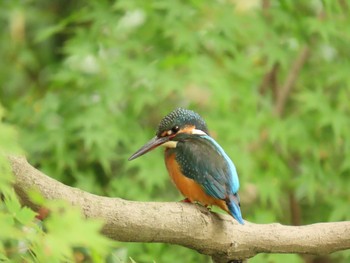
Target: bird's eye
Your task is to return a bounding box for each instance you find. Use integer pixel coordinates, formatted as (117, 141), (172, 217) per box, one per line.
(165, 126), (180, 136)
(171, 126), (180, 134)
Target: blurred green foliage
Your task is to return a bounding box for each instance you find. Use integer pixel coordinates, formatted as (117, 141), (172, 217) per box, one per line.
(0, 105), (115, 262)
(0, 0), (349, 262)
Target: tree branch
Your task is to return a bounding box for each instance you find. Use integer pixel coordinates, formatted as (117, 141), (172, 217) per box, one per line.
(274, 45), (310, 117)
(9, 156), (350, 262)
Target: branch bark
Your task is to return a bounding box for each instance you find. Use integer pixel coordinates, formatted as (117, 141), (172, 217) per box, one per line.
(9, 156), (350, 262)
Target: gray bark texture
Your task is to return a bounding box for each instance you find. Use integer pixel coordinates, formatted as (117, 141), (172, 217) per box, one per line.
(9, 156), (350, 263)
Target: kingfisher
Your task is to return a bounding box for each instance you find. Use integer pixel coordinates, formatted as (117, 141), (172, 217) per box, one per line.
(128, 108), (244, 224)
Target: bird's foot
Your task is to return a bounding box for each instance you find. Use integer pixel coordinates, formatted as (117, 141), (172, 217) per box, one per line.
(204, 205), (212, 211)
(180, 198), (192, 203)
(35, 206), (50, 221)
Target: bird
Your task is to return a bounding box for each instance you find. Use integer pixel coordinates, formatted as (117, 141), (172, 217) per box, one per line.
(128, 108), (244, 224)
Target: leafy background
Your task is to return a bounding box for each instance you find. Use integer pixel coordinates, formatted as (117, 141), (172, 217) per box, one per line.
(1, 0), (349, 262)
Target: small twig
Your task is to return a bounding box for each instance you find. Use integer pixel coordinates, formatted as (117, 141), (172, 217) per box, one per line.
(274, 45), (310, 117)
(258, 62), (279, 100)
(338, 0), (348, 11)
(261, 0), (271, 18)
(289, 191), (302, 226)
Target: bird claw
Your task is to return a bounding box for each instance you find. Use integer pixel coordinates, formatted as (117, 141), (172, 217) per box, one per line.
(180, 199), (212, 212)
(180, 198), (192, 203)
(204, 205), (212, 211)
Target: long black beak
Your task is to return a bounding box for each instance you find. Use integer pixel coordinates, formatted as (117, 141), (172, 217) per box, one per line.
(128, 136), (169, 161)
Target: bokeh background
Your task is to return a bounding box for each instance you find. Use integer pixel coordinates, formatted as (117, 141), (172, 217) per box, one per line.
(1, 0), (349, 262)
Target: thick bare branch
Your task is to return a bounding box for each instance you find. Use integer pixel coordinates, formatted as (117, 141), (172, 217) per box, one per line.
(9, 156), (350, 261)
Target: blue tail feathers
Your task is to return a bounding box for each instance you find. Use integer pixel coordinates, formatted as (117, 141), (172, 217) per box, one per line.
(226, 194), (244, 225)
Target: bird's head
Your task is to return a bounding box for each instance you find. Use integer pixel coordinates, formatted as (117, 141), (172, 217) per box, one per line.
(128, 108), (209, 160)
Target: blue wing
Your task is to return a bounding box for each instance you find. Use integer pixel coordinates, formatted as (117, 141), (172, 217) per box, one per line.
(174, 134), (244, 224)
(174, 134), (240, 199)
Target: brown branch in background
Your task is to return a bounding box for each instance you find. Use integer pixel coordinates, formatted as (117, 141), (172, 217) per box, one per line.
(258, 62), (280, 101)
(274, 45), (310, 117)
(262, 0), (270, 9)
(270, 63), (279, 101)
(261, 0), (271, 18)
(289, 192), (301, 226)
(286, 155), (303, 227)
(269, 46), (310, 255)
(338, 0), (349, 11)
(9, 156), (350, 263)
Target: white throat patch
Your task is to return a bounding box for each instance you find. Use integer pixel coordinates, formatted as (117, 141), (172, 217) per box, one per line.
(191, 129), (206, 135)
(162, 141), (178, 148)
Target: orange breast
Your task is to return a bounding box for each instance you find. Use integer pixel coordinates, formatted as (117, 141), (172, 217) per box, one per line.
(165, 151), (228, 212)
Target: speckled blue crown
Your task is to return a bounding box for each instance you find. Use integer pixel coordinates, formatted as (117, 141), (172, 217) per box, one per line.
(157, 108), (209, 136)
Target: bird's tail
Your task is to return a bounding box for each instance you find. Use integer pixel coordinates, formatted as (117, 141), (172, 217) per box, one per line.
(226, 194), (244, 225)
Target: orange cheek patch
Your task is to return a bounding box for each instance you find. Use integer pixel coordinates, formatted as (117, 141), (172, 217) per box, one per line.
(179, 125), (195, 134)
(160, 125), (196, 137)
